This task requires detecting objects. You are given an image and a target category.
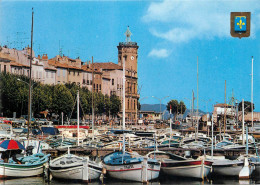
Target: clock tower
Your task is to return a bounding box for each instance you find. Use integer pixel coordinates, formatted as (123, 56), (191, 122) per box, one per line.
(117, 26), (139, 122)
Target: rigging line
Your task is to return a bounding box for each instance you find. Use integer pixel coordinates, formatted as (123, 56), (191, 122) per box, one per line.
(68, 95), (77, 123)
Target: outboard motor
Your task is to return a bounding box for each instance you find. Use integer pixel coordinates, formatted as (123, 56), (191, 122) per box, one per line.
(26, 146), (34, 156)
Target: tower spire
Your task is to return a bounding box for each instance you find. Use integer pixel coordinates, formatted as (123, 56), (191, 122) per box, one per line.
(125, 26), (132, 42)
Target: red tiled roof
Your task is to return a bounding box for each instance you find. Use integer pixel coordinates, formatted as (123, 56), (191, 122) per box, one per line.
(91, 62), (122, 70)
(48, 60), (82, 70)
(0, 52), (15, 61)
(214, 103), (232, 108)
(82, 64), (102, 74)
(10, 61), (29, 68)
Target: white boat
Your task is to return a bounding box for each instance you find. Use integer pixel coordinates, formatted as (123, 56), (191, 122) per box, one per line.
(147, 151), (212, 179)
(211, 158), (245, 176)
(50, 150), (102, 181)
(103, 151), (160, 182)
(0, 153), (50, 179)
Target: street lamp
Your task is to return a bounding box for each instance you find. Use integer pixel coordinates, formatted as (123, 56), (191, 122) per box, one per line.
(152, 96), (169, 121)
(138, 97), (148, 121)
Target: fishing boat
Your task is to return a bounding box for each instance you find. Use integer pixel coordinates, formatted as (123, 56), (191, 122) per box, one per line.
(147, 150), (212, 180)
(103, 151), (160, 182)
(0, 153), (50, 179)
(50, 149), (102, 181)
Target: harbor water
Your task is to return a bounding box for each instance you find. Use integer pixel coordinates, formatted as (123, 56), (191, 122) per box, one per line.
(0, 174), (259, 185)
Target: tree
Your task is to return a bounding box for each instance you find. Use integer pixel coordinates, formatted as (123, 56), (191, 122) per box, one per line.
(238, 101), (254, 112)
(179, 101), (186, 114)
(51, 84), (74, 116)
(167, 99), (186, 120)
(110, 94), (121, 117)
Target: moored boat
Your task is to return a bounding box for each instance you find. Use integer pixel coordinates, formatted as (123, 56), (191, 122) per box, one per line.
(147, 151), (212, 180)
(102, 151), (160, 182)
(50, 150), (102, 181)
(0, 153), (50, 179)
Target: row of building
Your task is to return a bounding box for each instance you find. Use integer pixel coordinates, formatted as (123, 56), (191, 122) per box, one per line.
(0, 27), (139, 121)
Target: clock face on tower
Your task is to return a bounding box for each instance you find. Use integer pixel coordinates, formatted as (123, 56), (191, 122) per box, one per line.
(131, 56), (134, 60)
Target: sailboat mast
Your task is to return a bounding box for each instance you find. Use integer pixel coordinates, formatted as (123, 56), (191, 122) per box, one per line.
(123, 56), (126, 130)
(196, 56), (199, 140)
(242, 99), (245, 145)
(27, 8), (34, 140)
(92, 56), (94, 141)
(122, 56), (126, 154)
(211, 105), (214, 159)
(251, 56), (254, 129)
(77, 90), (80, 146)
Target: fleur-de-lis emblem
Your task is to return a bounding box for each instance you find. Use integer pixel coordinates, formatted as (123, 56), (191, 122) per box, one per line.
(236, 16), (246, 29)
(235, 16), (246, 31)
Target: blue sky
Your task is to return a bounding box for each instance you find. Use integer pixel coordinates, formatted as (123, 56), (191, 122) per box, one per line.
(1, 0), (260, 112)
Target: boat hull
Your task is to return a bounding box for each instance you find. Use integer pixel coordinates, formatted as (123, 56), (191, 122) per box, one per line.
(161, 160), (212, 179)
(104, 162), (160, 182)
(0, 163), (45, 179)
(212, 160), (244, 176)
(50, 164), (102, 181)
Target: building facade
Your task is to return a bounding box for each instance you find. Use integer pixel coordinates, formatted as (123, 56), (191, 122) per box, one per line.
(0, 27), (140, 121)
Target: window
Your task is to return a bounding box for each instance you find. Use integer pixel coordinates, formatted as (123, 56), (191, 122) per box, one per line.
(51, 72), (54, 78)
(3, 65), (6, 73)
(57, 69), (60, 76)
(99, 84), (101, 91)
(73, 71), (75, 76)
(46, 71), (49, 78)
(63, 69), (66, 77)
(87, 80), (89, 85)
(134, 100), (136, 109)
(128, 100), (130, 109)
(83, 79), (86, 84)
(112, 79), (114, 85)
(69, 71), (71, 75)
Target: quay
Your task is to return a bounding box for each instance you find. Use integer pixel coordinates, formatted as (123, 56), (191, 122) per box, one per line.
(43, 147), (257, 159)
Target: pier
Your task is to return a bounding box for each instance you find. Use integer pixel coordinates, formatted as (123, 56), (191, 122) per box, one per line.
(43, 147), (257, 159)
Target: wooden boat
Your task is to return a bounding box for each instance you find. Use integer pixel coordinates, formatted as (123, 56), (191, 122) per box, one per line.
(102, 151), (160, 182)
(147, 151), (212, 180)
(50, 150), (102, 181)
(0, 153), (50, 179)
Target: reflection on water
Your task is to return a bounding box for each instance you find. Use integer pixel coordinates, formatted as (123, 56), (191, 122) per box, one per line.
(0, 175), (258, 185)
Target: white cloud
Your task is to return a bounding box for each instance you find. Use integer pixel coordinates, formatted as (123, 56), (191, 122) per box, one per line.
(143, 0), (260, 43)
(148, 48), (170, 58)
